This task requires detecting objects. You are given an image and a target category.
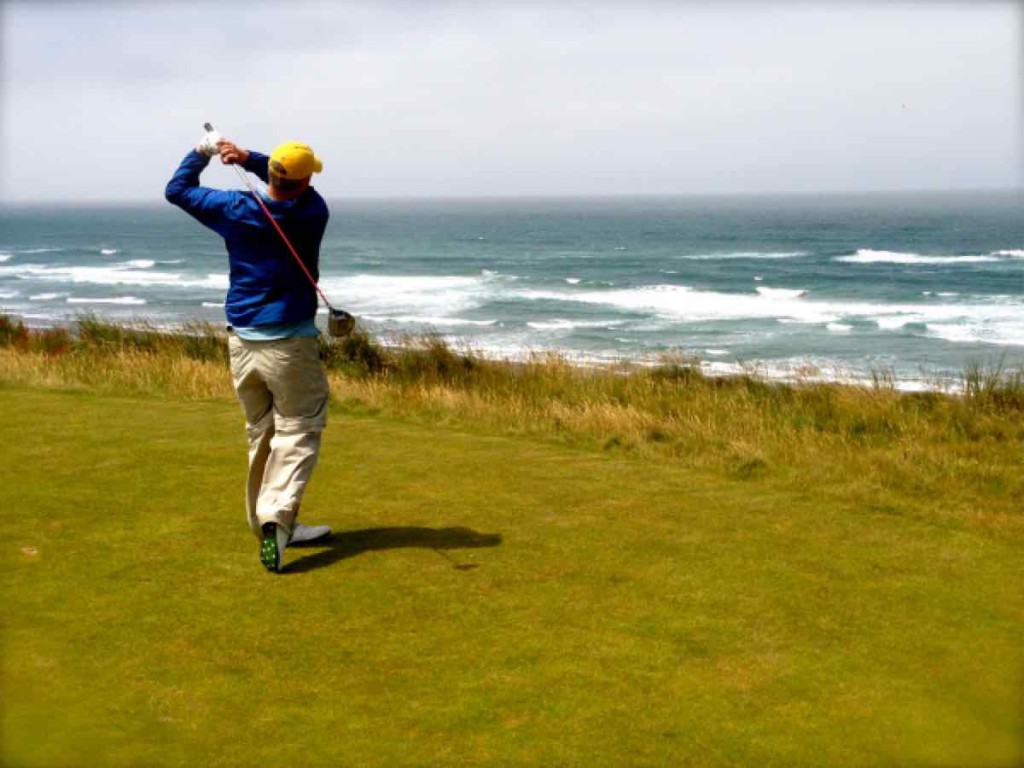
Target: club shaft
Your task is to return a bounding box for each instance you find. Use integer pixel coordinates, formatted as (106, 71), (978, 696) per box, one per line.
(229, 164), (333, 310)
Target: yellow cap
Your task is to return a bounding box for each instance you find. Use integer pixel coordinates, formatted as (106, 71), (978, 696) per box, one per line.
(269, 142), (323, 179)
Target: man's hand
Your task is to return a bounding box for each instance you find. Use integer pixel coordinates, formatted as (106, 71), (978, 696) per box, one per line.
(218, 140), (250, 166)
(197, 136), (220, 157)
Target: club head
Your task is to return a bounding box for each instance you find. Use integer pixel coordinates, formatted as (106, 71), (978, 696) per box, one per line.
(328, 309), (355, 338)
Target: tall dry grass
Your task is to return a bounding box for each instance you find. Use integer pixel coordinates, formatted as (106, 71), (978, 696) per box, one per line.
(2, 314), (1022, 529)
(0, 314), (231, 399)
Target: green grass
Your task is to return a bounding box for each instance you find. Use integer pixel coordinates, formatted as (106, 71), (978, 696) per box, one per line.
(2, 385), (1022, 767)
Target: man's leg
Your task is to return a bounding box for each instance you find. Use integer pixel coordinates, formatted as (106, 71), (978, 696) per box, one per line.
(229, 335), (275, 539)
(245, 416), (274, 538)
(253, 337), (330, 537)
(255, 430), (322, 535)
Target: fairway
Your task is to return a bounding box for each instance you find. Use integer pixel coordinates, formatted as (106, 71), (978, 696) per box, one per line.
(2, 387), (1021, 766)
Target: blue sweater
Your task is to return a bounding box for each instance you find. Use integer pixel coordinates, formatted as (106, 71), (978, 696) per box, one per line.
(165, 150), (329, 328)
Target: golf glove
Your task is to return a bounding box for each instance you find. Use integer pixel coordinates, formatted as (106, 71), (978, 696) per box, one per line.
(197, 128), (223, 158)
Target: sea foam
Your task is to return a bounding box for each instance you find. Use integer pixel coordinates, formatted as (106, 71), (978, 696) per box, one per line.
(320, 273), (493, 318)
(838, 249), (998, 265)
(875, 317), (912, 330)
(515, 283), (1024, 347)
(679, 251), (808, 260)
(0, 263), (226, 290)
(66, 296), (146, 305)
(925, 316), (1024, 347)
(527, 319), (624, 331)
(362, 314), (498, 328)
(518, 284), (829, 322)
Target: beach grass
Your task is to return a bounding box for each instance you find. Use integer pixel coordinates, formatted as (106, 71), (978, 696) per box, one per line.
(1, 316), (1023, 765)
(1, 314), (1022, 532)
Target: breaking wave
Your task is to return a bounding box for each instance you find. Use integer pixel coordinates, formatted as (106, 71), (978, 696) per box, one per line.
(66, 296), (146, 306)
(838, 249), (1004, 265)
(514, 283), (1024, 346)
(678, 251), (809, 260)
(320, 272), (502, 319)
(0, 262), (227, 290)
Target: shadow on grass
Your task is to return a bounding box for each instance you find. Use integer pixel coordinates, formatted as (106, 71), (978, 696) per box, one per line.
(286, 526), (503, 574)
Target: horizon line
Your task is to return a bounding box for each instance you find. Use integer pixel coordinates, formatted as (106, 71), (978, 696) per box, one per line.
(2, 185), (1023, 208)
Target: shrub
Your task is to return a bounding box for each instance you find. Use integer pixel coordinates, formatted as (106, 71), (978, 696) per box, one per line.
(0, 315), (29, 349)
(178, 321), (229, 364)
(76, 314), (161, 353)
(320, 327), (387, 376)
(392, 334), (476, 384)
(962, 359), (1024, 412)
(648, 352), (704, 385)
(36, 328), (73, 357)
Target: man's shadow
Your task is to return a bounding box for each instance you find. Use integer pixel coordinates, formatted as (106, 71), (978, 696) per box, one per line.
(285, 526), (503, 574)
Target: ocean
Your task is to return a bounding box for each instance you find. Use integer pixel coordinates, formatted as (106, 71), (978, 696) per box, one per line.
(2, 191), (1023, 390)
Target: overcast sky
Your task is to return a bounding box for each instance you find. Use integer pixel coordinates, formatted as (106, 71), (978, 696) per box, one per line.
(2, 1), (1021, 202)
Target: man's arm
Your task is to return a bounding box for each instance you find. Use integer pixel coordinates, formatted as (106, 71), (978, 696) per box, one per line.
(218, 141), (270, 184)
(243, 151), (270, 183)
(164, 149), (239, 237)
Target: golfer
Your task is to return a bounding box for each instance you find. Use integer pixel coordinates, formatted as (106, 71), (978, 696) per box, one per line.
(165, 132), (332, 573)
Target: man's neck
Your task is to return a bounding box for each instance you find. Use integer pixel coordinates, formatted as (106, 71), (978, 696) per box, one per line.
(267, 186), (304, 202)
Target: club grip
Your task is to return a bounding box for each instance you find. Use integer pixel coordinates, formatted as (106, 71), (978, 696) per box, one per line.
(203, 122), (214, 132)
